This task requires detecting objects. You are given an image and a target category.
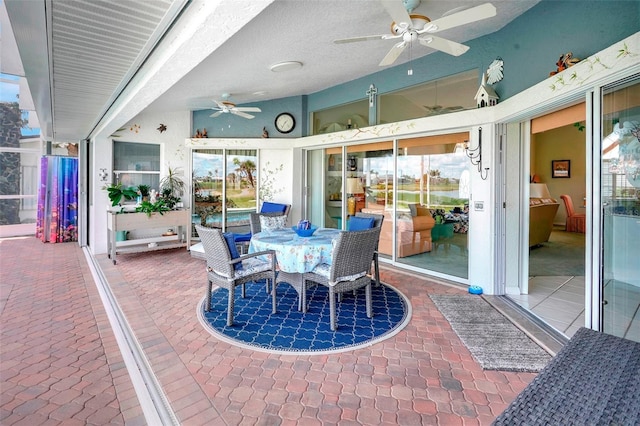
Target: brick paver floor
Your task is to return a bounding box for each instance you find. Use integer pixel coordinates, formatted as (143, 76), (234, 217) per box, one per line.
(0, 237), (144, 425)
(2, 237), (538, 425)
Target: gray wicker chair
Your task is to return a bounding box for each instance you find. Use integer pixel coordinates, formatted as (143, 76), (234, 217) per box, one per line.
(195, 225), (276, 326)
(234, 203), (291, 254)
(249, 211), (288, 234)
(355, 212), (384, 286)
(303, 226), (382, 330)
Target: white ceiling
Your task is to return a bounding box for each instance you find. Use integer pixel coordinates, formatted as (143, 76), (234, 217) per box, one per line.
(5, 0), (540, 142)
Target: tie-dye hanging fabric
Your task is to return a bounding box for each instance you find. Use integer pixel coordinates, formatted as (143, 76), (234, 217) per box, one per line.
(36, 156), (78, 243)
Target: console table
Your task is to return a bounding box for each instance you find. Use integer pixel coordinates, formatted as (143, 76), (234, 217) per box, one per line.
(107, 209), (191, 264)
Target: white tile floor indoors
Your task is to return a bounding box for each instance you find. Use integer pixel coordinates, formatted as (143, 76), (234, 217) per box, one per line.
(511, 276), (640, 341)
(510, 276), (586, 339)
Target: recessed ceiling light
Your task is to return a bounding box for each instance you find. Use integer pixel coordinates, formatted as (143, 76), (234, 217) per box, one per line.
(269, 61), (303, 72)
(253, 91), (267, 96)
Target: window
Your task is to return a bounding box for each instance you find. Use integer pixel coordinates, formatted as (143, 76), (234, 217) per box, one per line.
(312, 99), (369, 135)
(310, 70), (479, 135)
(379, 70), (478, 123)
(113, 141), (160, 190)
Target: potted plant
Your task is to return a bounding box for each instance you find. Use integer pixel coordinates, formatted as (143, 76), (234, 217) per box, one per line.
(135, 199), (170, 217)
(104, 183), (138, 207)
(137, 184), (151, 202)
(160, 166), (185, 209)
(161, 188), (180, 209)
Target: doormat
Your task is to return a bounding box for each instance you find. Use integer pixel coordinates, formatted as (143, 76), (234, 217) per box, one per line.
(199, 282), (411, 355)
(430, 294), (552, 372)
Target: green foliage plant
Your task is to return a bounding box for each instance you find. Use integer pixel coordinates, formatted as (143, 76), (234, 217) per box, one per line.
(135, 199), (170, 217)
(160, 166), (185, 199)
(137, 184), (150, 197)
(104, 183), (138, 206)
(161, 188), (180, 209)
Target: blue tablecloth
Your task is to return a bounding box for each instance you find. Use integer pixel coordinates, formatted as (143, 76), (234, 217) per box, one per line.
(249, 228), (341, 273)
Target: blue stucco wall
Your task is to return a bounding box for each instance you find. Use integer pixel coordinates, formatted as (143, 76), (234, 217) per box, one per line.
(193, 0), (639, 138)
(192, 95), (305, 139)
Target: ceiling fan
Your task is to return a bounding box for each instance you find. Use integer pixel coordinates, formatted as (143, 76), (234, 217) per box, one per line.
(209, 94), (261, 119)
(423, 104), (464, 116)
(334, 0), (497, 66)
(422, 81), (464, 116)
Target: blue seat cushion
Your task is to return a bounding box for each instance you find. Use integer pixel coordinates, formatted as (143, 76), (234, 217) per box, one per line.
(223, 232), (242, 270)
(233, 232), (251, 243)
(348, 216), (375, 231)
(260, 202), (287, 214)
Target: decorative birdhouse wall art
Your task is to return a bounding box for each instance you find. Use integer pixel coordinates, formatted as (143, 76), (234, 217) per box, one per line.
(474, 73), (499, 108)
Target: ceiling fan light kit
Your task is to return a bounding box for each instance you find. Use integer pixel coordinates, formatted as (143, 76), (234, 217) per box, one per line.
(334, 0), (496, 66)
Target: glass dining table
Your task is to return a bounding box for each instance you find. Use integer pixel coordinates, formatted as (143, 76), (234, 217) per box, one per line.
(248, 227), (341, 273)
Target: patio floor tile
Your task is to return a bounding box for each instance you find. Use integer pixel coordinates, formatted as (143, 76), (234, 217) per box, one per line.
(1, 237), (539, 424)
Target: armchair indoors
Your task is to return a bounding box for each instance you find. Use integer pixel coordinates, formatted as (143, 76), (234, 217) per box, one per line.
(361, 205), (435, 257)
(195, 225), (276, 326)
(303, 226), (381, 331)
(560, 195), (586, 233)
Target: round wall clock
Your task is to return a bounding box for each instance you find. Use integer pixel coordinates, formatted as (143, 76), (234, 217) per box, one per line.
(275, 112), (295, 134)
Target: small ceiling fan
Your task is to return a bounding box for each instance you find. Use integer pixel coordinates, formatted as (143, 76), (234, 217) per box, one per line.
(423, 104), (464, 116)
(422, 81), (464, 116)
(334, 0), (496, 66)
(209, 94), (261, 119)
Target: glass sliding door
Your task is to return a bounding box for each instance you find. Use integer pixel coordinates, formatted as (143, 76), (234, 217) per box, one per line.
(600, 76), (640, 342)
(324, 148), (343, 229)
(225, 149), (257, 233)
(193, 149), (224, 234)
(192, 149), (258, 236)
(396, 133), (470, 278)
(307, 149), (326, 227)
(345, 141), (394, 233)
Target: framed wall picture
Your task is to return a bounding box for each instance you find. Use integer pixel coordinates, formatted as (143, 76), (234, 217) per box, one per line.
(552, 160), (571, 178)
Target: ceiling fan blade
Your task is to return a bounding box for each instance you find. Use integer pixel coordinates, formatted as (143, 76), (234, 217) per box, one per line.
(233, 106), (261, 113)
(213, 99), (227, 109)
(379, 41), (407, 66)
(334, 34), (387, 44)
(421, 3), (496, 34)
(381, 0), (412, 29)
(232, 111), (255, 119)
(419, 35), (469, 56)
(210, 111), (223, 118)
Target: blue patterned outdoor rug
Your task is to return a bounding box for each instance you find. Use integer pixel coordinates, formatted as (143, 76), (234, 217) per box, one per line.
(198, 282), (411, 355)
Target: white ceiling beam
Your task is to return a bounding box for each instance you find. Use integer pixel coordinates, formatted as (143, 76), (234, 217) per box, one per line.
(4, 0), (52, 139)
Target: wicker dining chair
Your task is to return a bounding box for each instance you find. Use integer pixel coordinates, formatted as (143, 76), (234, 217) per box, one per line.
(234, 206), (290, 253)
(249, 211), (288, 234)
(303, 226), (382, 330)
(195, 225), (276, 326)
(354, 212), (384, 286)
